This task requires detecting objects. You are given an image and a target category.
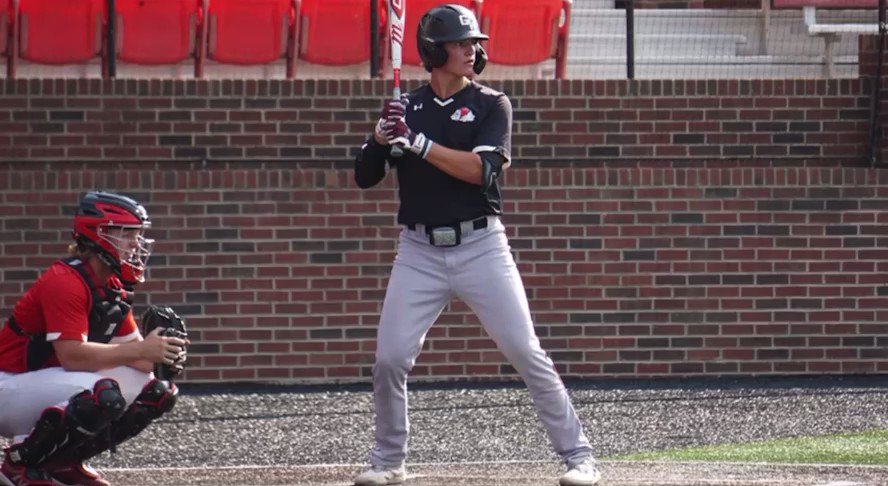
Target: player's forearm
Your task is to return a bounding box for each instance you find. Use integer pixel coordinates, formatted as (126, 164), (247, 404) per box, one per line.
(54, 340), (145, 372)
(129, 359), (155, 373)
(425, 144), (483, 185)
(355, 137), (390, 188)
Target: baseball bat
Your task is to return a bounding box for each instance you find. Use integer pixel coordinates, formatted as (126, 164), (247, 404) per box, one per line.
(388, 0), (406, 157)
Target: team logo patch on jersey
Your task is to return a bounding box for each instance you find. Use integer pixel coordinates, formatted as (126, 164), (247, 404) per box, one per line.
(451, 107), (475, 122)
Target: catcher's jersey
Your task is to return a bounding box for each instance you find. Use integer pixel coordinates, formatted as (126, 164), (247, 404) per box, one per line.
(357, 81), (512, 227)
(0, 260), (138, 373)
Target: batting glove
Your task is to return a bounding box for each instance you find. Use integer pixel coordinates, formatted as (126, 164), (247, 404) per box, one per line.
(382, 118), (433, 158)
(374, 118), (387, 143)
(381, 99), (407, 120)
(374, 100), (407, 145)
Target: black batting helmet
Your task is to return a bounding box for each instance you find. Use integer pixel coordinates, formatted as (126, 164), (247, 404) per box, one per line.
(417, 4), (488, 74)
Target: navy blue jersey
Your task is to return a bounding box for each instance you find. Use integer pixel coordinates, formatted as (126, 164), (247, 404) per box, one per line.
(355, 81), (512, 227)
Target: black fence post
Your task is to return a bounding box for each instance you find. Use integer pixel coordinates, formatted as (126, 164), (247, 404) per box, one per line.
(871, 0), (886, 166)
(106, 0), (116, 78)
(626, 0), (635, 80)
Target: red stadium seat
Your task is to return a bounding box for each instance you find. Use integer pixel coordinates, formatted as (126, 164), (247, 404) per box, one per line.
(297, 0), (386, 71)
(402, 0), (479, 68)
(0, 0), (9, 76)
(0, 0), (8, 54)
(206, 0), (296, 78)
(17, 0), (105, 68)
(115, 0), (202, 75)
(479, 0), (571, 79)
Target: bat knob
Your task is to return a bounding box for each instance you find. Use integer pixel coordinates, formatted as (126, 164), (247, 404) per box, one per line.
(391, 145), (404, 157)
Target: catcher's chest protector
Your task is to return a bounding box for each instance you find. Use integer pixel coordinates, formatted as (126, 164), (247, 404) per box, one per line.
(9, 257), (133, 370)
(64, 256), (133, 343)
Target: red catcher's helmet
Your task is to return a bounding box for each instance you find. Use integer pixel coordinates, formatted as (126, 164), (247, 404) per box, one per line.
(73, 191), (153, 285)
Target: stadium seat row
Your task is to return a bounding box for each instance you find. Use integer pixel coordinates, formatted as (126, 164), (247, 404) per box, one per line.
(0, 0), (571, 79)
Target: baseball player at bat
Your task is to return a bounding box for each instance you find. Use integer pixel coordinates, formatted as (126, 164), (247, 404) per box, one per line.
(354, 5), (601, 486)
(0, 191), (188, 486)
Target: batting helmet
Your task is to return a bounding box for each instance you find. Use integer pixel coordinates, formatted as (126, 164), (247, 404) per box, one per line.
(417, 4), (488, 74)
(73, 191), (153, 285)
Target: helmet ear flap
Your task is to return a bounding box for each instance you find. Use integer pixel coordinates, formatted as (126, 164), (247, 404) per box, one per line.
(473, 43), (487, 75)
(430, 44), (448, 69)
(418, 38), (448, 72)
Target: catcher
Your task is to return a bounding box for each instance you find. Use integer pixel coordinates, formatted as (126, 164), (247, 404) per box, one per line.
(0, 191), (188, 486)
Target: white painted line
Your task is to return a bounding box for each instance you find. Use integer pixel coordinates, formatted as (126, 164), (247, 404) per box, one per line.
(104, 460), (555, 472)
(103, 459), (888, 472)
(605, 460), (888, 470)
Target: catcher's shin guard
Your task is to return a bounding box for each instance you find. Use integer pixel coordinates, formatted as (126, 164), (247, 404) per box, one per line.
(52, 378), (178, 464)
(112, 378), (178, 443)
(6, 378), (126, 468)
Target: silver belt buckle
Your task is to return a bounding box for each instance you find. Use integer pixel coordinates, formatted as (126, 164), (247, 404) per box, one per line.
(429, 227), (459, 247)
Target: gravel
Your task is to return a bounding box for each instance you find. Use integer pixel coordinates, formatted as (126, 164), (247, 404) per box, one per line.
(2, 375), (887, 485)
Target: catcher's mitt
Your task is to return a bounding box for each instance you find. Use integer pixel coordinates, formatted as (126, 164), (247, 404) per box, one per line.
(141, 305), (188, 381)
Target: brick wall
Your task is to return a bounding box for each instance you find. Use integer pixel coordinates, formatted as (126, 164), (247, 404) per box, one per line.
(1, 77), (887, 383)
(0, 77), (875, 161)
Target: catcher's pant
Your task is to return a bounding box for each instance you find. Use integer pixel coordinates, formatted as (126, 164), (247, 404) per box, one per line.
(0, 366), (152, 441)
(369, 217), (594, 468)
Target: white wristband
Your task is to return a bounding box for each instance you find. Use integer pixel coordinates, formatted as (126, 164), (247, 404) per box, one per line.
(410, 133), (433, 159)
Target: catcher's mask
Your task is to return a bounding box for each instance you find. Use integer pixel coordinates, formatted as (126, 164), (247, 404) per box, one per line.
(73, 191), (153, 285)
(417, 4), (488, 74)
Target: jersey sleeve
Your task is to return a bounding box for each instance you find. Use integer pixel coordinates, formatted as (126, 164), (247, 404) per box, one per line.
(354, 136), (391, 188)
(472, 94), (513, 169)
(41, 272), (90, 342)
(110, 310), (140, 343)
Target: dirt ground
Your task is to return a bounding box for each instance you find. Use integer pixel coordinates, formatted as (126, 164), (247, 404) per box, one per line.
(103, 460), (888, 485)
(4, 375), (888, 485)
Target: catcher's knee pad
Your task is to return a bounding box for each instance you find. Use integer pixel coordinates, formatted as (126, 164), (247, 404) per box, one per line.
(8, 378), (126, 467)
(104, 379), (178, 445)
(67, 378), (128, 434)
(129, 378), (179, 422)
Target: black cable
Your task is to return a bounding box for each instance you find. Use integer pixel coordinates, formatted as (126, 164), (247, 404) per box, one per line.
(869, 0), (886, 166)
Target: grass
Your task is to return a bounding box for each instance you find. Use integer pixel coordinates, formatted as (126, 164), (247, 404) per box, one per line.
(613, 430), (888, 466)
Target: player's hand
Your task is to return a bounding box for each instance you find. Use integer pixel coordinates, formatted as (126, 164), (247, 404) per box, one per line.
(381, 99), (406, 121)
(373, 118), (388, 145)
(374, 100), (406, 145)
(141, 327), (187, 365)
(382, 118), (433, 158)
(381, 116), (415, 148)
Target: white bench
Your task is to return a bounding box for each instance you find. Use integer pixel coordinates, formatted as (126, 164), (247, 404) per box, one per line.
(765, 0), (880, 78)
(571, 33), (748, 58)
